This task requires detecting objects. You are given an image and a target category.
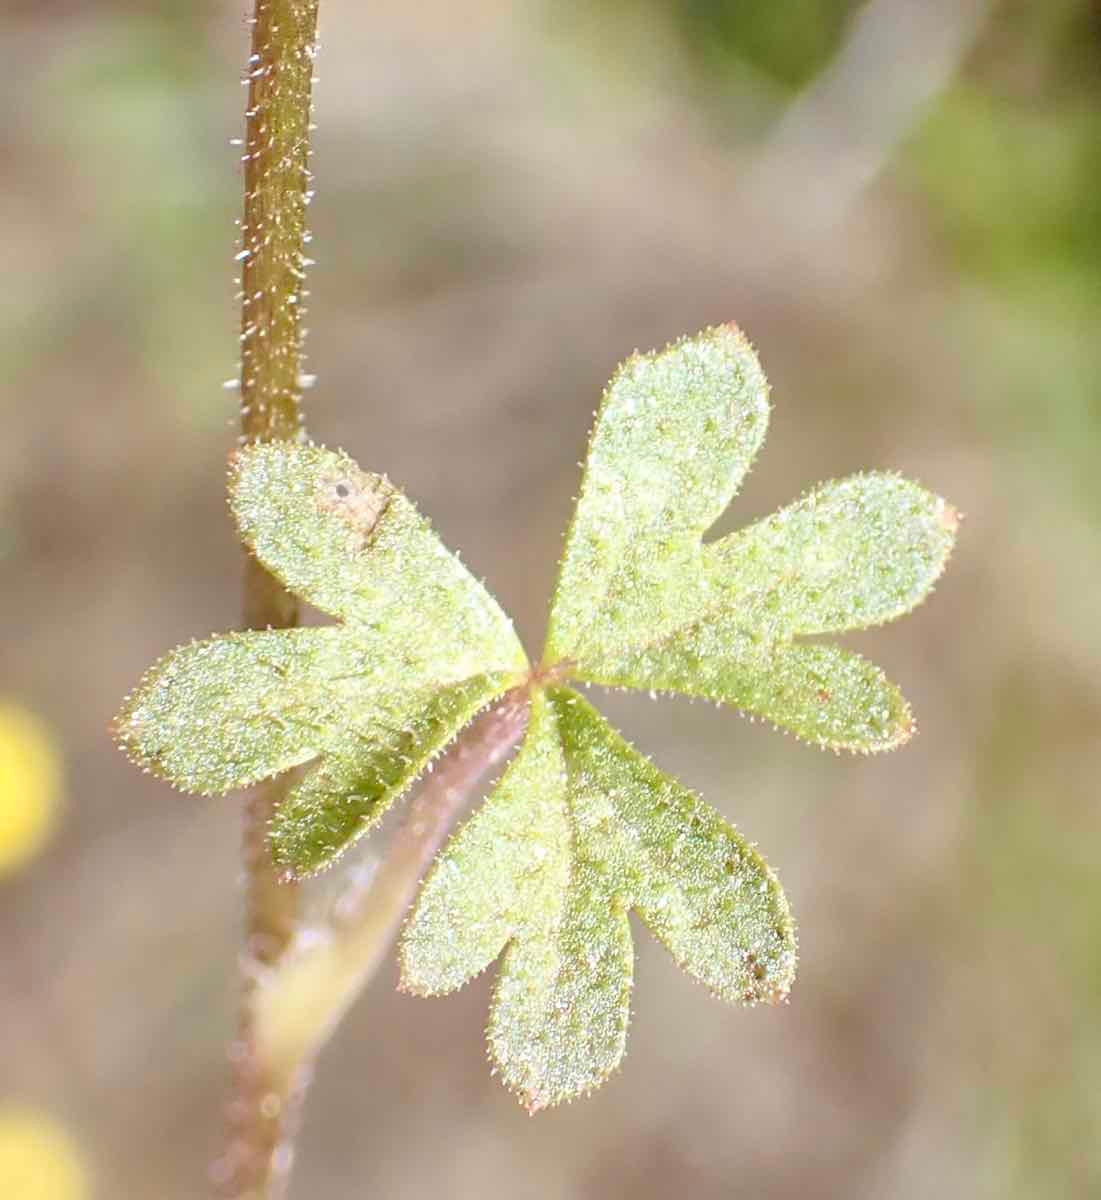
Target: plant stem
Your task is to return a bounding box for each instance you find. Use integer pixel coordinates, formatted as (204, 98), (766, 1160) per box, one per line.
(216, 8), (530, 1197)
(239, 0), (318, 446)
(221, 3), (319, 1197)
(220, 692), (530, 1198)
(237, 0), (319, 954)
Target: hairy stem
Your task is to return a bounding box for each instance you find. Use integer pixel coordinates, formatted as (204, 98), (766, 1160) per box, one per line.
(237, 0), (319, 952)
(239, 0), (318, 444)
(220, 2), (319, 1197)
(216, 9), (528, 1197)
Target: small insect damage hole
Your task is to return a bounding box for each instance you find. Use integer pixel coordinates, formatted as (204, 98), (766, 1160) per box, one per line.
(316, 467), (393, 552)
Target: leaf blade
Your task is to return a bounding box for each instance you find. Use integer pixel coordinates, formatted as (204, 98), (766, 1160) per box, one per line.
(589, 636), (914, 753)
(542, 334), (957, 756)
(230, 443), (527, 673)
(403, 687), (797, 1111)
(115, 627), (346, 796)
(550, 689), (796, 1004)
(707, 472), (959, 636)
(403, 691), (626, 1109)
(117, 442), (530, 873)
(545, 326), (770, 669)
(488, 879), (633, 1113)
(271, 672), (518, 874)
(399, 693), (569, 997)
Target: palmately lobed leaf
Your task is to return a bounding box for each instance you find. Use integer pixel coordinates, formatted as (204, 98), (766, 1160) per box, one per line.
(544, 330), (958, 753)
(117, 321), (959, 1112)
(401, 688), (796, 1111)
(116, 443), (529, 874)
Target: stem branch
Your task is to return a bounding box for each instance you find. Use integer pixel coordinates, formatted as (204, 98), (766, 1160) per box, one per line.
(253, 692), (531, 1095)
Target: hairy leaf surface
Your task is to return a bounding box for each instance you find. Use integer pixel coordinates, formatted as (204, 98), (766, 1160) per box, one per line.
(545, 325), (770, 668)
(116, 443), (528, 873)
(401, 688), (796, 1110)
(117, 324), (959, 1109)
(545, 331), (957, 751)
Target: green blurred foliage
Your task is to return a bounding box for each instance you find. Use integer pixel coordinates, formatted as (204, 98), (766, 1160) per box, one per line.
(675, 0), (859, 90)
(902, 0), (1101, 520)
(906, 0), (1101, 293)
(22, 9), (232, 421)
(574, 0), (859, 91)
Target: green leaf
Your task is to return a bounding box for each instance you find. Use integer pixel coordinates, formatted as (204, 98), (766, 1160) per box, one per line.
(611, 638), (914, 752)
(116, 322), (960, 1112)
(230, 443), (526, 651)
(398, 690), (570, 998)
(707, 472), (958, 635)
(544, 331), (958, 752)
(270, 673), (513, 874)
(401, 688), (796, 1111)
(544, 325), (770, 669)
(116, 443), (528, 873)
(117, 627), (349, 796)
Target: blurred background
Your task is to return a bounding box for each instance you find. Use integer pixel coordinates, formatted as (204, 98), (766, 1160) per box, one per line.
(2, 0), (1099, 1196)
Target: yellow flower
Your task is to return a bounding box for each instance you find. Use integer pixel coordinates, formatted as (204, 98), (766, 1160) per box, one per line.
(0, 1109), (88, 1199)
(0, 703), (62, 876)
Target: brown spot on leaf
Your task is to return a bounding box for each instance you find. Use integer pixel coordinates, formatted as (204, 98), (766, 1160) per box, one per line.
(316, 466), (392, 552)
